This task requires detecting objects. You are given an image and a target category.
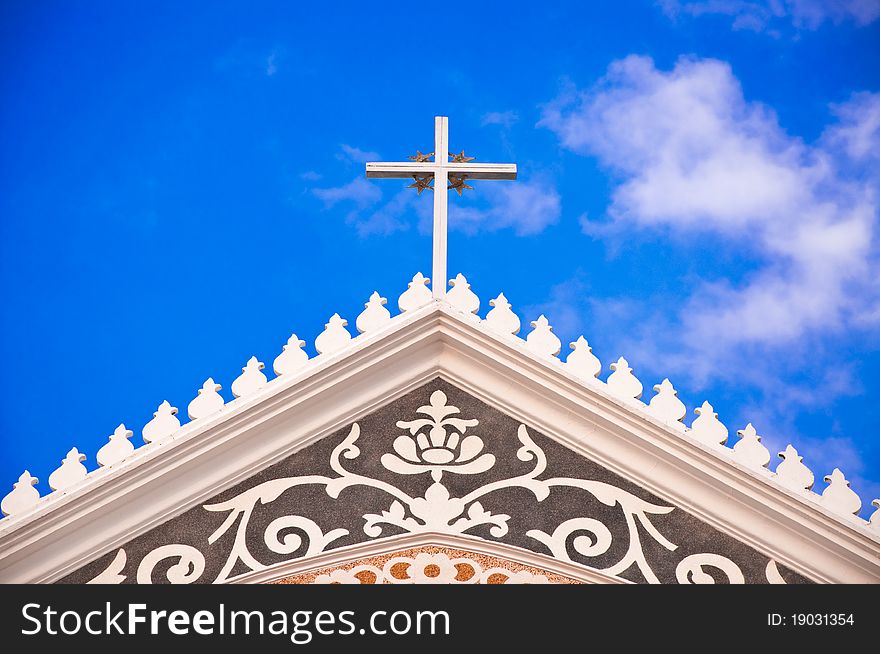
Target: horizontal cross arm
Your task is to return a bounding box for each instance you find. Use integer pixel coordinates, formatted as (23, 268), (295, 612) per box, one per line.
(365, 162), (517, 180)
(365, 162), (436, 179)
(446, 162), (517, 179)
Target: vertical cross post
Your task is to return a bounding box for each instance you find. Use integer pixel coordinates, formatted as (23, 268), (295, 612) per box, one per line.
(432, 117), (449, 299)
(365, 117), (516, 301)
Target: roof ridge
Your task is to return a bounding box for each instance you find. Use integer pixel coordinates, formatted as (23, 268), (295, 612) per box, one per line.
(2, 272), (878, 539)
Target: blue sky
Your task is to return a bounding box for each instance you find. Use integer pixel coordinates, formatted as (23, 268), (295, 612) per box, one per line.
(1, 1), (879, 516)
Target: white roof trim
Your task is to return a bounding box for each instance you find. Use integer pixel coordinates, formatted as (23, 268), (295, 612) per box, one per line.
(0, 275), (878, 583)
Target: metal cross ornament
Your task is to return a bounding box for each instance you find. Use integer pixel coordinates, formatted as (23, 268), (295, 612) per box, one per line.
(365, 116), (517, 299)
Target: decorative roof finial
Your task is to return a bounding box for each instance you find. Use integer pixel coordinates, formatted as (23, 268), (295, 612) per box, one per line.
(607, 357), (643, 401)
(231, 356), (268, 398)
(315, 314), (352, 355)
(690, 401), (728, 446)
(1, 471), (40, 517)
(48, 447), (88, 491)
(274, 334), (309, 376)
(732, 423), (770, 470)
(564, 336), (601, 380)
(775, 445), (814, 492)
(398, 273), (432, 312)
(648, 379), (686, 425)
(356, 292), (391, 333)
(143, 401), (180, 444)
(97, 424), (135, 467)
(188, 378), (224, 420)
(525, 315), (561, 357)
(484, 293), (520, 336)
(446, 274), (480, 318)
(820, 468), (861, 517)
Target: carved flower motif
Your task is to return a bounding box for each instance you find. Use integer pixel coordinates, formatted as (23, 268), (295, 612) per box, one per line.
(314, 568), (364, 584)
(389, 553), (461, 584)
(381, 390), (495, 481)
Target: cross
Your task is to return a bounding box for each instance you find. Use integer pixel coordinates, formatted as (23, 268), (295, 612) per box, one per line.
(365, 116), (517, 299)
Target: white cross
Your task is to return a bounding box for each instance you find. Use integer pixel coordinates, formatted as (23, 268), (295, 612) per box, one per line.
(365, 116), (517, 299)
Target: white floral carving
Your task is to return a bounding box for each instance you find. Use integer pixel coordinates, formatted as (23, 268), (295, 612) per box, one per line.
(314, 567), (374, 584)
(675, 553), (745, 584)
(136, 545), (206, 584)
(765, 560), (787, 584)
(88, 549), (127, 584)
(313, 553), (550, 584)
(203, 498), (349, 584)
(87, 391), (775, 585)
(196, 412), (680, 583)
(382, 390), (495, 481)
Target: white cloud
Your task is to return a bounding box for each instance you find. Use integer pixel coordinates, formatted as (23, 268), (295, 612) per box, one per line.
(540, 56), (878, 357)
(451, 177), (561, 236)
(824, 91), (880, 164)
(481, 110), (520, 128)
(657, 0), (880, 31)
(310, 177), (432, 237)
(522, 276), (591, 340)
(314, 173), (560, 238)
(538, 58), (880, 500)
(312, 177), (381, 209)
(338, 144), (380, 164)
(350, 189), (427, 237)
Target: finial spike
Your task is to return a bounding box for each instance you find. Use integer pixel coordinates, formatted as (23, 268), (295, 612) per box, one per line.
(820, 468), (862, 516)
(869, 500), (880, 531)
(690, 401), (729, 446)
(398, 273), (432, 312)
(1, 471), (41, 517)
(564, 336), (601, 380)
(48, 447), (88, 491)
(607, 357), (643, 401)
(775, 445), (814, 492)
(525, 315), (562, 357)
(315, 314), (352, 355)
(143, 400), (181, 444)
(732, 423), (770, 469)
(188, 378), (224, 420)
(484, 293), (521, 336)
(274, 334), (309, 376)
(97, 424), (135, 467)
(231, 356), (268, 398)
(446, 273), (480, 318)
(648, 378), (686, 424)
(356, 291), (391, 333)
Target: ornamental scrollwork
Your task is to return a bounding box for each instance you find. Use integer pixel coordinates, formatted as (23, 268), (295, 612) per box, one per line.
(88, 389), (781, 584)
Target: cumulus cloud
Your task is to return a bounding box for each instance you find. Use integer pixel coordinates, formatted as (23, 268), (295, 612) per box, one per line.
(481, 110), (520, 128)
(450, 177), (561, 236)
(538, 57), (879, 498)
(824, 91), (880, 164)
(351, 189), (430, 237)
(266, 51), (279, 76)
(657, 0), (880, 32)
(540, 56), (877, 355)
(313, 172), (560, 238)
(310, 177), (430, 237)
(337, 144), (381, 164)
(312, 177), (381, 209)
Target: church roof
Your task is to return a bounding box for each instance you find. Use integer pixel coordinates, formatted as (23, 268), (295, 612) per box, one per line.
(1, 272), (878, 583)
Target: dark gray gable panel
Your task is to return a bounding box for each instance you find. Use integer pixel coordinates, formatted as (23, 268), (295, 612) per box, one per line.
(62, 378), (810, 584)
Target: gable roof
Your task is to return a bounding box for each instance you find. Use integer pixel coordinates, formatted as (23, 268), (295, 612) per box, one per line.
(0, 273), (878, 583)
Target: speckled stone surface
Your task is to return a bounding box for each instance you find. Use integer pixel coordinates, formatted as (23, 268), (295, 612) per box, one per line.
(62, 378), (811, 584)
(273, 545), (580, 584)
